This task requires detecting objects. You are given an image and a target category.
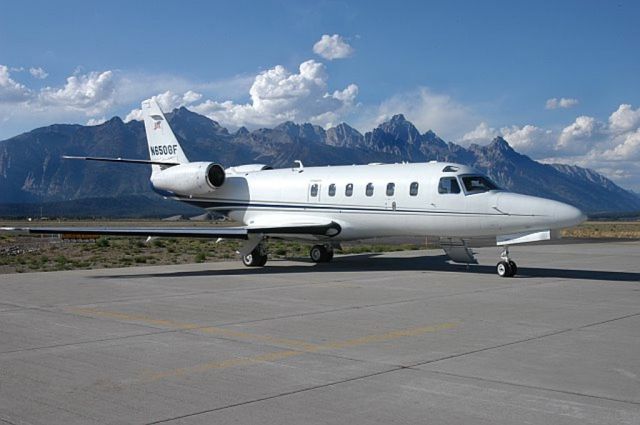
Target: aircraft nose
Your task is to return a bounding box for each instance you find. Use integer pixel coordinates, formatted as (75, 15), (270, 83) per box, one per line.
(494, 193), (586, 229)
(552, 202), (587, 228)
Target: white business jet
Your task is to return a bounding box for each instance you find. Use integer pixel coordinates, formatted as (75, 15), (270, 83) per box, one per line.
(6, 100), (586, 277)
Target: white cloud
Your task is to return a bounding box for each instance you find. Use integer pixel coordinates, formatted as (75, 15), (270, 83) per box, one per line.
(124, 61), (357, 128)
(534, 104), (640, 191)
(556, 115), (604, 155)
(124, 90), (203, 122)
(608, 104), (640, 134)
(462, 122), (498, 143)
(363, 88), (475, 140)
(191, 60), (358, 128)
(602, 129), (640, 160)
(0, 65), (32, 103)
(463, 122), (554, 157)
(29, 67), (48, 79)
(313, 34), (354, 60)
(86, 117), (106, 126)
(545, 97), (579, 109)
(501, 124), (555, 156)
(38, 70), (116, 115)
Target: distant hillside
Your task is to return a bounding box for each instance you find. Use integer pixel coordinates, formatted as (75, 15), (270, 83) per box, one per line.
(1, 108), (639, 214)
(0, 195), (202, 219)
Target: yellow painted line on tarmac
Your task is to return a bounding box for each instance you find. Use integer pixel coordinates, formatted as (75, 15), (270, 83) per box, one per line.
(66, 307), (457, 382)
(144, 349), (305, 381)
(319, 322), (458, 350)
(67, 307), (319, 350)
(68, 307), (202, 330)
(142, 322), (457, 382)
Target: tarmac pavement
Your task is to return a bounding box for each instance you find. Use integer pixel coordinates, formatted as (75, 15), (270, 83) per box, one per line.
(0, 241), (639, 424)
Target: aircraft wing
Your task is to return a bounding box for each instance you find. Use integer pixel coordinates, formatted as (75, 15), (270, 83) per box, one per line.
(1, 221), (342, 239)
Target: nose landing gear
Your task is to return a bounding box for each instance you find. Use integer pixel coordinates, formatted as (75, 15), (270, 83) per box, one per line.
(496, 246), (517, 277)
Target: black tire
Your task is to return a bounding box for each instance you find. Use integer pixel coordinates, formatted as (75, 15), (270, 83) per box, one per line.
(242, 245), (268, 267)
(497, 261), (512, 278)
(326, 250), (334, 262)
(256, 254), (268, 267)
(508, 261), (517, 276)
(310, 245), (331, 263)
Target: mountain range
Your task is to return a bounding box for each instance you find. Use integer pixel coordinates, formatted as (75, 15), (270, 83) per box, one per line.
(1, 107), (639, 216)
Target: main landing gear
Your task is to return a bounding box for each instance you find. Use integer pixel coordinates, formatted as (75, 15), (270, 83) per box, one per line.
(242, 243), (268, 267)
(310, 244), (334, 263)
(496, 246), (517, 277)
(241, 242), (335, 267)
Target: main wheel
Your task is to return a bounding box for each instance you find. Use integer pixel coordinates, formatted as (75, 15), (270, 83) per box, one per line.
(242, 245), (268, 267)
(310, 245), (332, 263)
(496, 261), (513, 278)
(508, 261), (517, 276)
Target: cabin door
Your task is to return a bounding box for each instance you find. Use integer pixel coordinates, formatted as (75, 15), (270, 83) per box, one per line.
(384, 182), (397, 211)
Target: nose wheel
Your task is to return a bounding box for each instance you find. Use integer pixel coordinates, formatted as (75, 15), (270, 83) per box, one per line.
(496, 246), (517, 277)
(310, 244), (334, 263)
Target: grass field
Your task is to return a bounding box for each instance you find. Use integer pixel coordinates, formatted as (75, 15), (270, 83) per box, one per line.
(561, 221), (640, 239)
(0, 220), (423, 274)
(1, 220), (638, 274)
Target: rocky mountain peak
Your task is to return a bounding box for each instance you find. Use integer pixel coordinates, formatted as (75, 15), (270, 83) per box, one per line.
(376, 114), (421, 145)
(489, 136), (512, 151)
(326, 123), (363, 148)
(235, 126), (250, 137)
(274, 121), (325, 143)
(167, 107), (228, 137)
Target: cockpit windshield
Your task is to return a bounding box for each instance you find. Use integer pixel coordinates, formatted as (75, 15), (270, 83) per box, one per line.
(461, 175), (501, 193)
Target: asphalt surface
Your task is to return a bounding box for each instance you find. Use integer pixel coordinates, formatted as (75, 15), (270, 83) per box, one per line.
(1, 241), (639, 425)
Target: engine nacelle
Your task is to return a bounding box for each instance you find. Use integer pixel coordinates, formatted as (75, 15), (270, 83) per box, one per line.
(150, 162), (225, 196)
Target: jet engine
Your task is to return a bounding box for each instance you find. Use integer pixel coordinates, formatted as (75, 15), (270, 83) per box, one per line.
(150, 162), (225, 196)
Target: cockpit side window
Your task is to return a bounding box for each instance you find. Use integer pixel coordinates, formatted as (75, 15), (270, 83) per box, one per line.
(461, 175), (500, 193)
(438, 177), (461, 194)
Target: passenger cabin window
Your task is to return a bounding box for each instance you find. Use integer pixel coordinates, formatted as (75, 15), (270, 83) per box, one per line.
(438, 177), (461, 194)
(328, 183), (336, 196)
(461, 175), (500, 193)
(345, 183), (353, 197)
(409, 182), (419, 196)
(310, 184), (318, 197)
(366, 183), (374, 197)
(386, 183), (395, 196)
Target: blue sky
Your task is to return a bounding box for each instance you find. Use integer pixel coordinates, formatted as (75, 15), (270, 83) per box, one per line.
(1, 0), (640, 190)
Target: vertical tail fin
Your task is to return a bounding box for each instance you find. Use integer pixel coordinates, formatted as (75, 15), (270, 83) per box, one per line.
(142, 99), (189, 175)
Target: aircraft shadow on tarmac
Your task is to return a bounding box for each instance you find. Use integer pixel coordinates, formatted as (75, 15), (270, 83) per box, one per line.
(97, 253), (640, 283)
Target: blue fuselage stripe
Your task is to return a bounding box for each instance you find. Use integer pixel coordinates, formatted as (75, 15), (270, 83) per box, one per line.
(175, 198), (531, 217)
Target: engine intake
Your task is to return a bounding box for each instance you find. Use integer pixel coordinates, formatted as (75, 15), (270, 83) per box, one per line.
(207, 163), (225, 187)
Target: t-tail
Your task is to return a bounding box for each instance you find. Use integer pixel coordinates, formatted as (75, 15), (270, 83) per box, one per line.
(142, 99), (189, 175)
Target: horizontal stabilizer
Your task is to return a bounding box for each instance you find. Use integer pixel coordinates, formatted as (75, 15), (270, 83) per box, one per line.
(62, 155), (179, 166)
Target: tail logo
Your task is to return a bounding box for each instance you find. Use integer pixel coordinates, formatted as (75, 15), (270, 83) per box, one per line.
(154, 121), (162, 130)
